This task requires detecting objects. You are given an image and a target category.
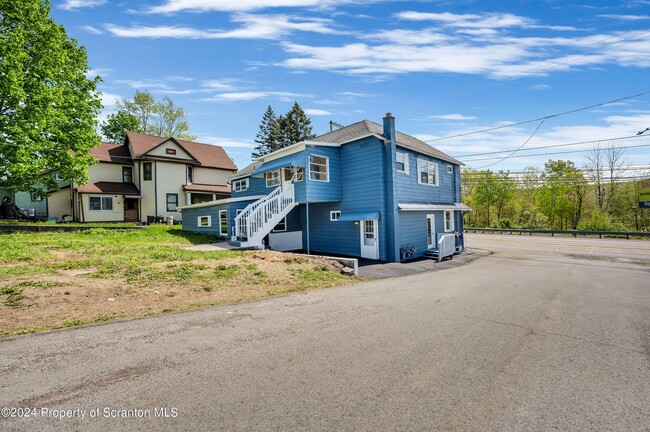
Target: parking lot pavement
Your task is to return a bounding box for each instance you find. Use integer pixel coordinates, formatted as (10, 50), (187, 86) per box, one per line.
(357, 249), (488, 278)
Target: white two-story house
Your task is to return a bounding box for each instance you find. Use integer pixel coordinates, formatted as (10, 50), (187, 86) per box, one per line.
(48, 131), (237, 223)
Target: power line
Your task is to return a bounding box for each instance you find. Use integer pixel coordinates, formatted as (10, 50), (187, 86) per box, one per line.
(425, 91), (650, 143)
(473, 120), (545, 169)
(461, 142), (650, 163)
(452, 134), (648, 158)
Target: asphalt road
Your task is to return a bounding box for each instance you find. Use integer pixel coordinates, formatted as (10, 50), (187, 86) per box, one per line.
(1, 242), (649, 431)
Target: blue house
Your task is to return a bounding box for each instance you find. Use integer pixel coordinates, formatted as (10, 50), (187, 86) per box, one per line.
(180, 114), (469, 262)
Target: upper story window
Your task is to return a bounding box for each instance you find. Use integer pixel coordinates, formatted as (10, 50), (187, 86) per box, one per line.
(166, 148), (176, 155)
(233, 178), (249, 192)
(447, 165), (453, 174)
(143, 162), (152, 181)
(417, 159), (438, 186)
(396, 152), (409, 174)
(187, 166), (193, 183)
(309, 155), (329, 182)
(330, 210), (341, 221)
(265, 170), (281, 188)
(122, 166), (133, 183)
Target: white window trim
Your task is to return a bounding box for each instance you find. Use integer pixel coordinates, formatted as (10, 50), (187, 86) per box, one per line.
(444, 210), (455, 232)
(308, 154), (329, 182)
(330, 210), (341, 221)
(166, 193), (178, 212)
(417, 158), (439, 186)
(265, 170), (281, 188)
(272, 216), (287, 232)
(197, 215), (212, 227)
(447, 165), (453, 174)
(396, 151), (409, 174)
(219, 210), (228, 236)
(233, 178), (249, 192)
(89, 196), (113, 211)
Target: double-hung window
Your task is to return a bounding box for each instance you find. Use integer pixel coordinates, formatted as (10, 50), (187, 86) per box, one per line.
(143, 163), (152, 181)
(309, 155), (329, 182)
(444, 210), (454, 232)
(122, 166), (133, 183)
(417, 159), (438, 186)
(396, 152), (409, 174)
(166, 194), (178, 211)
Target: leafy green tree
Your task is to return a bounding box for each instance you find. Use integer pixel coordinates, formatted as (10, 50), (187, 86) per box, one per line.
(473, 170), (515, 226)
(114, 91), (195, 140)
(0, 0), (102, 194)
(101, 111), (141, 143)
(538, 160), (586, 229)
(252, 105), (281, 158)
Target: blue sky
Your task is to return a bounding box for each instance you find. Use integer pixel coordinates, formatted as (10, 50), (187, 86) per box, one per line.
(52, 0), (650, 175)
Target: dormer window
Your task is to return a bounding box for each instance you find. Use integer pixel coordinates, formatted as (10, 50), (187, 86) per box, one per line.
(166, 148), (176, 155)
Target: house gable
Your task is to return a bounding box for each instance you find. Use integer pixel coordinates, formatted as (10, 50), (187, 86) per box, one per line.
(142, 138), (198, 164)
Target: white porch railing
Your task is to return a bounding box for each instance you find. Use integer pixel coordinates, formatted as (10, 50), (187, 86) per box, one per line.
(232, 183), (296, 247)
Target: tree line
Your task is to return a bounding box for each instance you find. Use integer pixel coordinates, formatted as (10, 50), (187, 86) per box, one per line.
(462, 146), (650, 232)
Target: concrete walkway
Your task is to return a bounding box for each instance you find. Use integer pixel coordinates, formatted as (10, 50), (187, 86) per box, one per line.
(185, 241), (239, 251)
(357, 249), (488, 278)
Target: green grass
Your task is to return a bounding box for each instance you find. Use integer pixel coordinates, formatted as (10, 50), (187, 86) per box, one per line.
(0, 226), (243, 278)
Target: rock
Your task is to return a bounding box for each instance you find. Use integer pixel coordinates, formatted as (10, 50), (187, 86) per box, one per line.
(340, 267), (355, 276)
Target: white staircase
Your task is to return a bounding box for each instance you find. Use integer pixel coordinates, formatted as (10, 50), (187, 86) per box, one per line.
(231, 183), (296, 248)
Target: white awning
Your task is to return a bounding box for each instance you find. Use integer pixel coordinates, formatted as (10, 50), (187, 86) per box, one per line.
(398, 203), (472, 211)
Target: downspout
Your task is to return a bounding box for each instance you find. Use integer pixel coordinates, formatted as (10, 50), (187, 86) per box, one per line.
(154, 161), (158, 217)
(305, 151), (310, 254)
(383, 113), (400, 262)
(79, 193), (85, 222)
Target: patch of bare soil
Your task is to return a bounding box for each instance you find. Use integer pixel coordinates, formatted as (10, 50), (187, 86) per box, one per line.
(0, 251), (356, 337)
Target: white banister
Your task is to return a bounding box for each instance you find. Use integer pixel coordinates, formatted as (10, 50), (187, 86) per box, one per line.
(232, 183), (296, 247)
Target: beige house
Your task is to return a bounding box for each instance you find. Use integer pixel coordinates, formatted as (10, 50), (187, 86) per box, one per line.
(48, 132), (237, 223)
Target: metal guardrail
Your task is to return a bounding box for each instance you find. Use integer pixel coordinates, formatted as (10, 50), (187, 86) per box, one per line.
(464, 227), (650, 240)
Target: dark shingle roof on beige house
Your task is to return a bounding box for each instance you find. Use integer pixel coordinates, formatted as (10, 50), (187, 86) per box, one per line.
(125, 131), (238, 171)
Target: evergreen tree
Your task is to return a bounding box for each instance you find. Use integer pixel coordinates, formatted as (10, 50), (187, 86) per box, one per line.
(280, 102), (316, 148)
(252, 105), (280, 158)
(251, 102), (315, 159)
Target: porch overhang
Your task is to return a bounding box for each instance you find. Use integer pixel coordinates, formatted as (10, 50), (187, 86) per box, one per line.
(252, 154), (305, 177)
(398, 203), (472, 211)
(123, 195), (142, 199)
(338, 211), (380, 221)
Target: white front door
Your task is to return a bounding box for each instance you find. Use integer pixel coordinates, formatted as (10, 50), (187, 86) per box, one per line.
(360, 219), (379, 260)
(426, 214), (436, 249)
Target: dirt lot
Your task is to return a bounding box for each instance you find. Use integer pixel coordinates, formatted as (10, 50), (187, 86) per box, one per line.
(0, 227), (358, 337)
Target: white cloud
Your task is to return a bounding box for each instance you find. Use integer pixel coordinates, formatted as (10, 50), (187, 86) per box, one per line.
(105, 14), (337, 40)
(60, 0), (106, 10)
(206, 91), (309, 102)
(100, 92), (121, 107)
(201, 79), (239, 91)
(146, 0), (364, 13)
(196, 135), (255, 148)
(304, 109), (331, 115)
(531, 84), (552, 90)
(429, 114), (477, 121)
(81, 25), (103, 35)
(396, 11), (536, 29)
(598, 14), (650, 21)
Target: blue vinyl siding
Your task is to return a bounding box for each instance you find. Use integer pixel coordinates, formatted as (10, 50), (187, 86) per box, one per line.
(181, 203), (230, 236)
(300, 203), (363, 258)
(232, 175), (266, 198)
(394, 147), (458, 204)
(398, 210), (448, 257)
(305, 146), (341, 202)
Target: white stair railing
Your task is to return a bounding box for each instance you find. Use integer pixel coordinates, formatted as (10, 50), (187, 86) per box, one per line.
(233, 183), (295, 247)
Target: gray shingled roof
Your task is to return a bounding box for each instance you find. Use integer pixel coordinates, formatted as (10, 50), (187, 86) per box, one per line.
(229, 161), (262, 180)
(311, 120), (463, 165)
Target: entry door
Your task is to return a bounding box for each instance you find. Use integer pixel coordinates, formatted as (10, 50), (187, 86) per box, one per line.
(124, 198), (139, 222)
(426, 214), (435, 249)
(360, 219), (379, 260)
